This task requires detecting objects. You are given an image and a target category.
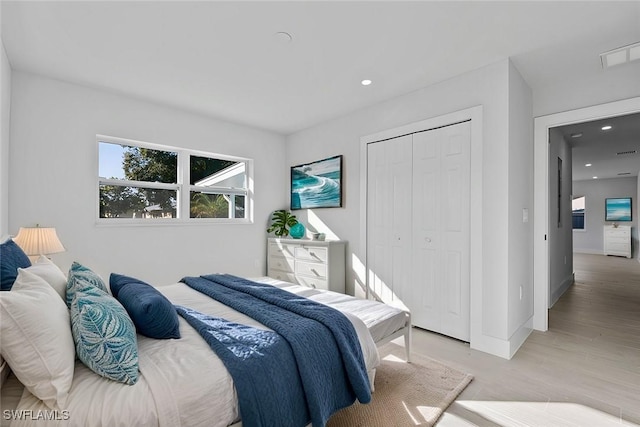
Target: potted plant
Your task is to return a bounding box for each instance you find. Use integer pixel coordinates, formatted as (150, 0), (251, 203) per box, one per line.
(267, 210), (299, 237)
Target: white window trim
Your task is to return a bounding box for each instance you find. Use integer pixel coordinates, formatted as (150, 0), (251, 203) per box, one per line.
(96, 134), (254, 226)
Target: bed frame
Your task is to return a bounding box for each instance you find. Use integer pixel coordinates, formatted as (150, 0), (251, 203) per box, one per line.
(374, 311), (412, 363)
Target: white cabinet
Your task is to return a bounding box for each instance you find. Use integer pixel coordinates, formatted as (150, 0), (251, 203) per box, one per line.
(603, 225), (631, 258)
(267, 238), (346, 293)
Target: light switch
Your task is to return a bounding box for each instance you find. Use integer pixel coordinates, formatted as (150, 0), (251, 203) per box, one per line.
(522, 208), (529, 223)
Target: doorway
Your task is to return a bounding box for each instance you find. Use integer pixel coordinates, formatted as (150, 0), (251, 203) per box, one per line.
(533, 96), (640, 331)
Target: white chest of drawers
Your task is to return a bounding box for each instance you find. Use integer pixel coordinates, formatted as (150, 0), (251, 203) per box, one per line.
(267, 238), (346, 293)
(603, 225), (631, 258)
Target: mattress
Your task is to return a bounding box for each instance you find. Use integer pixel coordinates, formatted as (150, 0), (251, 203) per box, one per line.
(251, 276), (409, 343)
(2, 279), (386, 427)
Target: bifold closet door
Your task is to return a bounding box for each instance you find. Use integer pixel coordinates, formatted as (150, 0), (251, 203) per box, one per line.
(366, 134), (412, 304)
(411, 122), (471, 341)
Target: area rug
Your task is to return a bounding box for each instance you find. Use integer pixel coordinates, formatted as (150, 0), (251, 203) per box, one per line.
(327, 353), (473, 426)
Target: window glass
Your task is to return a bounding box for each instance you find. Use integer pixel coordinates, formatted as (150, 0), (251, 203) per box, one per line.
(99, 142), (177, 183)
(189, 155), (247, 219)
(100, 186), (177, 218)
(97, 137), (250, 222)
(572, 196), (585, 230)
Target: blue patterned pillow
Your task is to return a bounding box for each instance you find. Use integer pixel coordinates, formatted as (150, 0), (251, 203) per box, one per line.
(1, 239), (32, 291)
(110, 274), (180, 339)
(66, 262), (108, 307)
(70, 284), (139, 385)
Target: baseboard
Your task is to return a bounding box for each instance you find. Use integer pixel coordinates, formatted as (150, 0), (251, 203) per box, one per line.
(508, 317), (533, 359)
(550, 273), (574, 308)
(573, 249), (604, 255)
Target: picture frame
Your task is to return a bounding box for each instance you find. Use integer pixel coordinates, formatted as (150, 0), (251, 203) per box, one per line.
(605, 197), (632, 221)
(291, 155), (343, 210)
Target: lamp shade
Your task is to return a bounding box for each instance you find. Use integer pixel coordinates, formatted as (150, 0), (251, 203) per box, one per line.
(14, 227), (65, 256)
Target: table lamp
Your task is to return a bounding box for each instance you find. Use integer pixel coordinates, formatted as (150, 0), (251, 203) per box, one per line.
(14, 225), (65, 260)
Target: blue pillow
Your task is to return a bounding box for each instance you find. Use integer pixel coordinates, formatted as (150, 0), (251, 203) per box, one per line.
(67, 262), (108, 307)
(110, 274), (180, 339)
(109, 273), (143, 299)
(70, 284), (139, 385)
(1, 239), (32, 291)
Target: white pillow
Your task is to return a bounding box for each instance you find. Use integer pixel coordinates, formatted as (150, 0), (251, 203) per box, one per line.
(24, 256), (67, 301)
(0, 269), (75, 409)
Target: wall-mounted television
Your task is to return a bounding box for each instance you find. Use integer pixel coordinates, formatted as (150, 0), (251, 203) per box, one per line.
(291, 155), (342, 210)
(605, 197), (632, 221)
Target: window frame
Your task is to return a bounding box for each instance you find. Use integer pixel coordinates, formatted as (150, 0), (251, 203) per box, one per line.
(96, 134), (253, 226)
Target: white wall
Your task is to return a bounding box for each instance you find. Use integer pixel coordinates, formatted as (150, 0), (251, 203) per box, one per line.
(534, 62), (640, 118)
(0, 36), (11, 237)
(548, 128), (574, 307)
(287, 59), (533, 358)
(506, 60), (534, 345)
(9, 71), (287, 285)
(573, 177), (638, 257)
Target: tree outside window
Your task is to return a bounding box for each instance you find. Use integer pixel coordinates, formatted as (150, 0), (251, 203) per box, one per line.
(98, 136), (250, 222)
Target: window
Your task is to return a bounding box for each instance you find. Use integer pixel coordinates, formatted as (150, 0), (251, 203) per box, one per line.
(98, 135), (251, 223)
(572, 196), (585, 230)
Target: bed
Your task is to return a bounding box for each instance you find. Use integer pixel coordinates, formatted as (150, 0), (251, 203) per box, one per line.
(0, 254), (410, 427)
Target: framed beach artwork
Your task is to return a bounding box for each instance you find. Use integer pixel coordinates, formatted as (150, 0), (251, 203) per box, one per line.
(605, 197), (632, 221)
(291, 155), (343, 210)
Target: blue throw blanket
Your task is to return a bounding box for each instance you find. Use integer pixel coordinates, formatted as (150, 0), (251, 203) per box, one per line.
(180, 274), (371, 427)
(175, 306), (309, 427)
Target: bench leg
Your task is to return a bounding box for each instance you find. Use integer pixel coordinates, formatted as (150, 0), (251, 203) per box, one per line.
(404, 326), (412, 363)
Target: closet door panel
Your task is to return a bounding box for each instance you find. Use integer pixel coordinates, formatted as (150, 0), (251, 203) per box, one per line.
(439, 122), (471, 341)
(412, 129), (441, 330)
(367, 135), (412, 304)
(412, 122), (471, 341)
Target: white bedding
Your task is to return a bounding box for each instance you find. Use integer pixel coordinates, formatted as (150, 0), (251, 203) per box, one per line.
(252, 277), (408, 343)
(6, 279), (384, 427)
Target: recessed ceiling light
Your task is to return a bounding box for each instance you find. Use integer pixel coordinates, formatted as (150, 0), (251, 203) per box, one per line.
(601, 125), (612, 131)
(585, 163), (592, 167)
(593, 176), (598, 179)
(361, 79), (372, 86)
(571, 133), (583, 138)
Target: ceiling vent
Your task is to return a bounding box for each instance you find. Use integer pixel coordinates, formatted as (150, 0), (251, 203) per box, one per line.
(617, 172), (631, 176)
(600, 41), (640, 69)
(616, 150), (637, 156)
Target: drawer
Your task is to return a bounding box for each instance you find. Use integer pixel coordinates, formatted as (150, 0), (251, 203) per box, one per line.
(605, 229), (630, 237)
(606, 242), (630, 252)
(295, 261), (327, 278)
(267, 270), (296, 283)
(294, 246), (328, 263)
(269, 243), (296, 258)
(296, 275), (329, 291)
(268, 255), (295, 273)
(606, 236), (629, 244)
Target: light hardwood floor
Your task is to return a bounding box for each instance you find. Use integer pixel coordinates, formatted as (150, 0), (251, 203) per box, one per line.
(381, 253), (640, 426)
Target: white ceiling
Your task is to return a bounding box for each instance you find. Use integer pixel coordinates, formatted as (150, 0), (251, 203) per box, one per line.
(2, 1), (639, 136)
(558, 112), (640, 182)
